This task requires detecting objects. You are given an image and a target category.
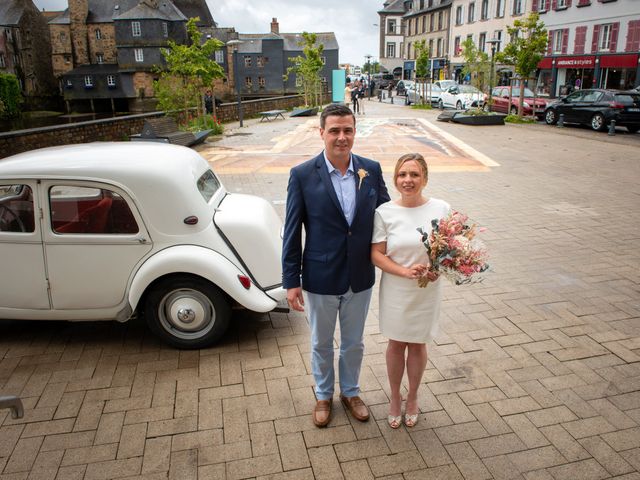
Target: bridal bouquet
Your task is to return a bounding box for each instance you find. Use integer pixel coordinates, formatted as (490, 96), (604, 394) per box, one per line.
(417, 211), (489, 287)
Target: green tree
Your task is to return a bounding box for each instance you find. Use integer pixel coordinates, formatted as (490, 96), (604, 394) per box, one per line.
(364, 60), (380, 75)
(154, 17), (225, 122)
(496, 12), (548, 116)
(284, 32), (325, 107)
(0, 73), (21, 120)
(414, 40), (431, 105)
(461, 37), (490, 95)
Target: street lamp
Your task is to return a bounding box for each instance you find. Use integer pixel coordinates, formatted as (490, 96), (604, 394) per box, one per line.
(486, 37), (501, 110)
(364, 54), (372, 97)
(226, 39), (244, 127)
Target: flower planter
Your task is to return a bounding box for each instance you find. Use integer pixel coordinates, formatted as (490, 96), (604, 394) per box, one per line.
(451, 112), (506, 125)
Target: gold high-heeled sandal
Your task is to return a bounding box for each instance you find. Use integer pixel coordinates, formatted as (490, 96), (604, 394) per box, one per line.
(404, 413), (419, 427)
(388, 415), (402, 429)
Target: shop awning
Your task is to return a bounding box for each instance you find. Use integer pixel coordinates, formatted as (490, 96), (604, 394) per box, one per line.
(600, 54), (639, 68)
(538, 58), (552, 69)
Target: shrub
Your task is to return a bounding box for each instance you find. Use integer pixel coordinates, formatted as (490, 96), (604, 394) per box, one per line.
(505, 114), (536, 123)
(184, 114), (224, 135)
(411, 104), (433, 110)
(0, 73), (22, 120)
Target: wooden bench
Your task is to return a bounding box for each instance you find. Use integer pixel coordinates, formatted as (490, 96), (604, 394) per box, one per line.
(259, 109), (286, 122)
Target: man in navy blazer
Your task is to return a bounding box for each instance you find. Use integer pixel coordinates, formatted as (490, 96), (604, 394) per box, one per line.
(282, 104), (390, 427)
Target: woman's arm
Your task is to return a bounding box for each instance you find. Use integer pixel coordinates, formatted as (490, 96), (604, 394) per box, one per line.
(371, 242), (427, 279)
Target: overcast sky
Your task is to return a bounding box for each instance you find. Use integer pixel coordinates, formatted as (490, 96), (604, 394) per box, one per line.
(32, 0), (381, 66)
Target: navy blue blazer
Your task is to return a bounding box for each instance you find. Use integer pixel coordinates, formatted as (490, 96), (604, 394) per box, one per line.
(282, 153), (390, 295)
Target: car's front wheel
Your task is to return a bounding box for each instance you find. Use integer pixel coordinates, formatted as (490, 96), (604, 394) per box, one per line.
(438, 99), (444, 109)
(545, 108), (557, 125)
(456, 100), (463, 110)
(483, 103), (490, 112)
(144, 275), (231, 349)
(591, 113), (606, 131)
(510, 106), (518, 115)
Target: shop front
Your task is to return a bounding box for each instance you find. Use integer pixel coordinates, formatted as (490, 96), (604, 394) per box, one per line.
(537, 53), (640, 98)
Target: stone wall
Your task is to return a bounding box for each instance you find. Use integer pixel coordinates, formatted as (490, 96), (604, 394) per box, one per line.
(0, 95), (328, 159)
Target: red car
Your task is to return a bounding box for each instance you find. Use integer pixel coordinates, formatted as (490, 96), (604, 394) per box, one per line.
(485, 86), (547, 117)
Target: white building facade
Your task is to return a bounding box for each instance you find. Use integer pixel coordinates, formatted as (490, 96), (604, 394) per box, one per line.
(536, 0), (640, 97)
(378, 0), (408, 77)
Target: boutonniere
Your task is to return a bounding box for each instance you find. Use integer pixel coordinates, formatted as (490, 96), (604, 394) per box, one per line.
(357, 168), (369, 189)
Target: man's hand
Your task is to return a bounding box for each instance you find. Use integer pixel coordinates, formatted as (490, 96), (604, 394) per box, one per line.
(287, 287), (305, 312)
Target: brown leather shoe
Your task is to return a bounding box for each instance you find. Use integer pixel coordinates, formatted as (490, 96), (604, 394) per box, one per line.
(340, 395), (370, 422)
(313, 399), (332, 427)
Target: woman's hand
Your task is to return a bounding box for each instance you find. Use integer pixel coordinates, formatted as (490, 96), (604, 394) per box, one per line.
(403, 263), (428, 279)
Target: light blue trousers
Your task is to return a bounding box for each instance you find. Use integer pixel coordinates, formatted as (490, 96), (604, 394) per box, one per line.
(303, 288), (372, 400)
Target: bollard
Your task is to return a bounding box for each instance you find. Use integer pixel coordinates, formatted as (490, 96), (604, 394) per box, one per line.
(390, 95), (394, 104)
(608, 119), (616, 136)
(557, 113), (564, 128)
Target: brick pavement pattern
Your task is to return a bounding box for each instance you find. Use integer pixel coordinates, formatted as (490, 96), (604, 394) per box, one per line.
(1, 100), (639, 479)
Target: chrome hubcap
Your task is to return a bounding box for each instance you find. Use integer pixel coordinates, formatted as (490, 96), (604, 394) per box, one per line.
(159, 288), (215, 335)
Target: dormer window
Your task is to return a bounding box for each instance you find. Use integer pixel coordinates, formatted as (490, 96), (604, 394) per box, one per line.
(84, 75), (93, 88)
(162, 22), (168, 37)
(132, 21), (141, 37)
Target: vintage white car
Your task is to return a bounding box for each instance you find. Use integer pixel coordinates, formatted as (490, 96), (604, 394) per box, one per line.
(0, 143), (286, 348)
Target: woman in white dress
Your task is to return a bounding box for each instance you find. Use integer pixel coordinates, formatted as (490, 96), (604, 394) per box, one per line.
(371, 153), (450, 428)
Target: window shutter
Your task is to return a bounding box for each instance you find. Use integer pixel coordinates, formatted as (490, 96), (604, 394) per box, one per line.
(625, 21), (636, 52)
(591, 24), (600, 52)
(634, 20), (640, 51)
(552, 0), (558, 9)
(562, 29), (569, 53)
(548, 30), (553, 54)
(609, 22), (619, 52)
(532, 0), (539, 11)
(574, 26), (587, 54)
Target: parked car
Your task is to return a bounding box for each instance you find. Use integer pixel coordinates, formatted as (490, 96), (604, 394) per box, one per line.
(438, 84), (486, 110)
(485, 86), (548, 117)
(371, 73), (396, 89)
(544, 88), (640, 132)
(435, 80), (457, 91)
(406, 83), (443, 106)
(396, 80), (414, 96)
(0, 143), (286, 348)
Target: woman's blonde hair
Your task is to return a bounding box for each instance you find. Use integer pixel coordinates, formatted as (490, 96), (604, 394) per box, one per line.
(393, 153), (429, 187)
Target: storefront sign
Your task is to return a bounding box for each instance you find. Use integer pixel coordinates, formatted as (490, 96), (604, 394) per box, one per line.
(555, 56), (595, 68)
(600, 54), (639, 68)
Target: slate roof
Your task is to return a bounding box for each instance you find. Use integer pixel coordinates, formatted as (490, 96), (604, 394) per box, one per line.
(115, 1), (186, 21)
(48, 0), (214, 26)
(235, 32), (338, 54)
(378, 0), (407, 14)
(0, 0), (25, 26)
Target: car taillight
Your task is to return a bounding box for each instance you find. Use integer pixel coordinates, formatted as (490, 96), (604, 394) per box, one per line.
(609, 102), (625, 109)
(238, 275), (251, 290)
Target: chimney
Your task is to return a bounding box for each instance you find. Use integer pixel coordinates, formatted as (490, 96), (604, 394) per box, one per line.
(68, 0), (89, 65)
(270, 18), (279, 34)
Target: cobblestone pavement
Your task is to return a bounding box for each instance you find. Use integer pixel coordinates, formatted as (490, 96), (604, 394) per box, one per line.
(1, 100), (639, 479)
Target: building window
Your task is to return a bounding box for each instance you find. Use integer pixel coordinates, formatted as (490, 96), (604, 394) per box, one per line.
(468, 2), (475, 22)
(454, 36), (461, 55)
(257, 56), (265, 67)
(456, 6), (463, 25)
(215, 50), (224, 64)
(496, 0), (505, 17)
(513, 0), (523, 15)
(65, 79), (72, 88)
(245, 76), (252, 88)
(258, 76), (265, 87)
(553, 29), (563, 53)
(84, 75), (93, 87)
(479, 32), (486, 52)
(295, 75), (302, 87)
(321, 56), (326, 64)
(244, 56), (251, 68)
(107, 75), (116, 87)
(96, 54), (104, 63)
(134, 48), (144, 62)
(429, 39), (434, 56)
(557, 0), (567, 7)
(95, 28), (102, 40)
(599, 24), (612, 51)
(437, 38), (442, 57)
(132, 21), (141, 37)
(494, 30), (503, 51)
(481, 0), (489, 19)
(387, 43), (396, 58)
(539, 0), (548, 10)
(387, 19), (396, 34)
(64, 55), (71, 64)
(162, 22), (168, 37)
(422, 16), (426, 33)
(438, 11), (443, 30)
(430, 14), (435, 32)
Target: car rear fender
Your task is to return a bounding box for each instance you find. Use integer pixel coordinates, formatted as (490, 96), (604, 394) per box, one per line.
(128, 245), (277, 313)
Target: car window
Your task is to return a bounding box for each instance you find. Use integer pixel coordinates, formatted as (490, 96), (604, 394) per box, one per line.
(511, 88), (535, 97)
(565, 91), (584, 103)
(50, 185), (139, 235)
(582, 91), (603, 102)
(614, 93), (640, 106)
(0, 184), (35, 233)
(197, 169), (221, 203)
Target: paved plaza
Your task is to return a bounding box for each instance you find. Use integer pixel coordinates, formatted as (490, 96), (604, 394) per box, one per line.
(1, 100), (639, 479)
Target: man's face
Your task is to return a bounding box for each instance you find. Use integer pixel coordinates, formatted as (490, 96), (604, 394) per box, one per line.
(320, 115), (355, 160)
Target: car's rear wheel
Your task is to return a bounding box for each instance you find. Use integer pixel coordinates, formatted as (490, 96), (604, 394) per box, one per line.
(483, 103), (490, 112)
(626, 125), (639, 133)
(144, 275), (230, 349)
(510, 106), (518, 115)
(591, 113), (606, 131)
(545, 109), (557, 125)
(456, 100), (463, 110)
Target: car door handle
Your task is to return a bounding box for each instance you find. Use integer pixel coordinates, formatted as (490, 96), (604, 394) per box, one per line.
(137, 237), (148, 244)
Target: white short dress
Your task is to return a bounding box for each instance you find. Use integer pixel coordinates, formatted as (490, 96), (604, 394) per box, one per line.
(372, 198), (451, 343)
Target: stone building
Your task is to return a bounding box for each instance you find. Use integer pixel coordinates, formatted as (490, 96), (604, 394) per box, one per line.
(48, 0), (216, 112)
(0, 0), (56, 103)
(231, 18), (339, 98)
(378, 0), (409, 79)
